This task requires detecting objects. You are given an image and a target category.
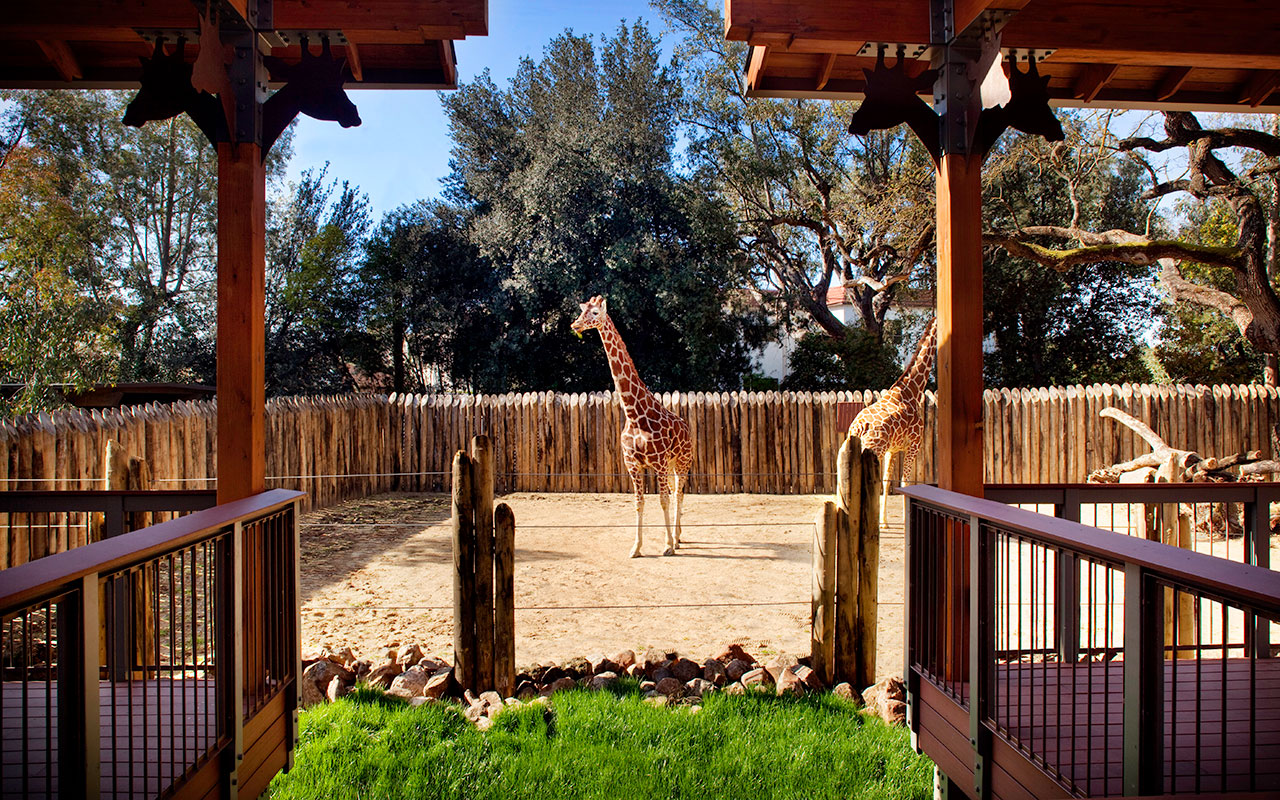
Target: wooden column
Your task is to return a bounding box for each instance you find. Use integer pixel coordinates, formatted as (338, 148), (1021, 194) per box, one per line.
(216, 142), (267, 504)
(935, 152), (985, 498)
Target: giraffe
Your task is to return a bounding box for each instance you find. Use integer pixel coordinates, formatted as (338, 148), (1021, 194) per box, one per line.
(848, 318), (937, 527)
(571, 295), (694, 557)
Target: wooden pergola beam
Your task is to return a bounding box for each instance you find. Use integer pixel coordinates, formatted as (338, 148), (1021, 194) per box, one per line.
(1073, 63), (1119, 103)
(34, 40), (81, 82)
(815, 52), (837, 91)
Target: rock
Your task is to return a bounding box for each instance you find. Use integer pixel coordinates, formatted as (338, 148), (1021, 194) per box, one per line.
(480, 690), (504, 712)
(561, 656), (592, 679)
(515, 680), (538, 700)
(881, 699), (907, 726)
(688, 705), (702, 715)
(326, 676), (349, 702)
(396, 643), (423, 667)
(643, 695), (669, 707)
(300, 670), (327, 708)
(423, 669), (452, 699)
(625, 663), (646, 679)
(684, 678), (714, 698)
(774, 667), (805, 697)
(651, 665), (673, 683)
(408, 696), (436, 708)
(389, 665), (430, 697)
(833, 682), (863, 706)
(724, 682), (746, 696)
(642, 648), (669, 678)
(740, 668), (773, 690)
(418, 656), (448, 672)
(764, 654), (800, 684)
(640, 680), (656, 693)
(862, 676), (906, 709)
(794, 664), (823, 692)
(364, 662), (404, 690)
(475, 715), (493, 731)
(464, 703), (485, 723)
(301, 660), (346, 707)
(655, 677), (684, 698)
(612, 649), (637, 670)
(548, 676), (577, 694)
(352, 660), (372, 682)
(664, 650), (680, 661)
(589, 671), (619, 691)
(702, 659), (727, 686)
(590, 654), (620, 675)
(725, 659), (753, 682)
(383, 649), (398, 665)
(670, 658), (700, 683)
(714, 644), (755, 664)
(540, 665), (568, 685)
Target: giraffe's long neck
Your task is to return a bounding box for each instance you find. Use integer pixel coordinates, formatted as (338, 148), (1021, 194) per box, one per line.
(892, 319), (937, 400)
(597, 318), (658, 419)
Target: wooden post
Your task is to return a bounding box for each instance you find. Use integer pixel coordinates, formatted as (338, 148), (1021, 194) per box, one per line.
(935, 152), (984, 498)
(811, 500), (838, 686)
(856, 446), (881, 689)
(216, 141), (267, 505)
(470, 435), (495, 692)
(834, 436), (861, 684)
(494, 502), (516, 697)
(451, 450), (476, 691)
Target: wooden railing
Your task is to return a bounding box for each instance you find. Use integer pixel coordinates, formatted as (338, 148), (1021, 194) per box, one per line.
(0, 489), (302, 799)
(902, 484), (1280, 798)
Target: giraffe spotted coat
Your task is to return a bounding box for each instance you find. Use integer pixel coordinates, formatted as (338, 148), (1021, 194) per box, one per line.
(571, 296), (693, 557)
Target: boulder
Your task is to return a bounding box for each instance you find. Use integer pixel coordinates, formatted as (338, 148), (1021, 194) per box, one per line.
(389, 665), (430, 697)
(725, 659), (753, 682)
(654, 677), (684, 697)
(651, 665), (673, 683)
(408, 696), (436, 708)
(515, 680), (538, 700)
(396, 643), (423, 667)
(480, 690), (504, 713)
(702, 659), (728, 686)
(774, 667), (805, 697)
(714, 644), (755, 664)
(881, 699), (907, 726)
(364, 662), (404, 690)
(643, 695), (669, 707)
(590, 654), (620, 675)
(639, 680), (656, 693)
(740, 668), (772, 690)
(475, 715), (493, 731)
(642, 648), (670, 678)
(625, 663), (646, 679)
(670, 658), (700, 682)
(418, 656), (449, 672)
(723, 682), (746, 696)
(832, 682), (862, 706)
(423, 670), (452, 699)
(301, 660), (346, 707)
(547, 676), (577, 694)
(540, 665), (568, 685)
(589, 671), (619, 691)
(763, 654), (800, 684)
(684, 678), (714, 698)
(560, 656), (592, 679)
(862, 677), (907, 726)
(464, 702), (485, 723)
(299, 669), (327, 708)
(794, 664), (823, 692)
(612, 649), (637, 670)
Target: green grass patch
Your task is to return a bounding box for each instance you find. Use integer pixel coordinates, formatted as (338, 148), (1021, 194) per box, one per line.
(268, 683), (934, 800)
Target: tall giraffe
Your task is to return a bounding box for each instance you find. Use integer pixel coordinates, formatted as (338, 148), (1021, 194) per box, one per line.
(848, 318), (937, 526)
(571, 296), (694, 557)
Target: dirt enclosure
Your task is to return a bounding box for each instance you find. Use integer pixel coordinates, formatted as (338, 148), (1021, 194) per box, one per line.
(300, 492), (908, 676)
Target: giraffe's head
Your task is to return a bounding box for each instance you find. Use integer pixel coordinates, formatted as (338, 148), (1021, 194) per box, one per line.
(569, 295), (609, 337)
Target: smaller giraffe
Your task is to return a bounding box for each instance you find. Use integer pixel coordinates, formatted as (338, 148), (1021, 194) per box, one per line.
(848, 318), (937, 527)
(571, 296), (694, 557)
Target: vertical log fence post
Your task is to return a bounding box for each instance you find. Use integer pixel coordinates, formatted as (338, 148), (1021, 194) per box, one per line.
(494, 503), (516, 696)
(811, 501), (838, 685)
(471, 436), (495, 692)
(451, 450), (476, 691)
(833, 437), (861, 684)
(855, 445), (881, 689)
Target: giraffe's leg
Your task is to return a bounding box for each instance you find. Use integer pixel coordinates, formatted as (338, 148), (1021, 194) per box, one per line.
(879, 451), (894, 528)
(673, 470), (685, 547)
(626, 458), (645, 558)
(657, 471), (675, 556)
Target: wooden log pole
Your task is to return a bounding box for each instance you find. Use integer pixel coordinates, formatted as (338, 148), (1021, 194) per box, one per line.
(470, 435), (495, 692)
(856, 445), (882, 689)
(494, 502), (516, 698)
(811, 500), (838, 686)
(834, 435), (862, 685)
(451, 450), (477, 691)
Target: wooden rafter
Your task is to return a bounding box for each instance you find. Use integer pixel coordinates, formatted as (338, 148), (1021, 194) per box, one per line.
(34, 40), (81, 82)
(816, 52), (837, 91)
(1155, 66), (1192, 101)
(1241, 70), (1280, 108)
(746, 46), (770, 93)
(1073, 63), (1118, 103)
(344, 41), (363, 82)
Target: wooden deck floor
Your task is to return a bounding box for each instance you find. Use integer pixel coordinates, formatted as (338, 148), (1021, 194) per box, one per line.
(1, 678), (220, 799)
(976, 657), (1280, 797)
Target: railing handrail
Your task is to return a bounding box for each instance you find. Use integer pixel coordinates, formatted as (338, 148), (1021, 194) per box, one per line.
(900, 484), (1280, 615)
(985, 481), (1280, 504)
(0, 489), (304, 613)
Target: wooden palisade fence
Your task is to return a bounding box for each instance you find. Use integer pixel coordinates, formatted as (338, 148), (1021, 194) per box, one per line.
(811, 436), (881, 689)
(1, 382), (1277, 516)
(452, 435), (516, 695)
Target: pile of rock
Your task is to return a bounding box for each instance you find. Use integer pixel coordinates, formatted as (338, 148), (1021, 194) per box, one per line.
(300, 642), (908, 729)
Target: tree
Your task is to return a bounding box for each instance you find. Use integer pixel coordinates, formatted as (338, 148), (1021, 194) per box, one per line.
(442, 23), (770, 392)
(981, 116), (1158, 386)
(654, 0), (937, 343)
(265, 165), (372, 395)
(987, 111), (1280, 385)
(781, 325), (907, 391)
(360, 202), (497, 392)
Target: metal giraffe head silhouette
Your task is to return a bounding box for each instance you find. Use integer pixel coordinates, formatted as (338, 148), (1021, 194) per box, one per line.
(262, 37), (361, 153)
(974, 57), (1065, 156)
(122, 37), (226, 144)
(848, 48), (940, 158)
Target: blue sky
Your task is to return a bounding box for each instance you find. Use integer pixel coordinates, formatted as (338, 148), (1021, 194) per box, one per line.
(285, 0), (669, 219)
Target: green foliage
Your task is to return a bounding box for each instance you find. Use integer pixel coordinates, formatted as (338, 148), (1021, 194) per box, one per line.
(441, 23), (771, 392)
(982, 120), (1157, 387)
(269, 686), (934, 800)
(783, 326), (906, 391)
(265, 165), (373, 395)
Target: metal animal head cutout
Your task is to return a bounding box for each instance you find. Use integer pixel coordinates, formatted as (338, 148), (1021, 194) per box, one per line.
(262, 37), (362, 153)
(847, 47), (940, 159)
(973, 57), (1064, 157)
(122, 37), (226, 145)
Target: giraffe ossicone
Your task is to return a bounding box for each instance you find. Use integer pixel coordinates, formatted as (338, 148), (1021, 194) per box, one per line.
(571, 295), (694, 557)
(848, 318), (937, 528)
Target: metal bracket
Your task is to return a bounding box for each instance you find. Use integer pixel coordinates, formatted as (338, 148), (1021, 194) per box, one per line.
(134, 29), (201, 45)
(857, 42), (928, 60)
(273, 30), (350, 47)
(228, 29), (267, 145)
(1003, 48), (1056, 63)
